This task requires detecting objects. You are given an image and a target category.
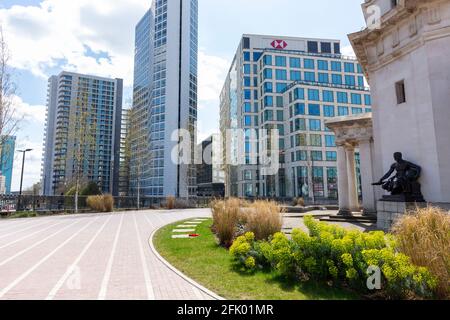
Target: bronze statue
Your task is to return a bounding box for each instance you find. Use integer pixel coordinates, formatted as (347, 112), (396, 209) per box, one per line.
(373, 152), (425, 202)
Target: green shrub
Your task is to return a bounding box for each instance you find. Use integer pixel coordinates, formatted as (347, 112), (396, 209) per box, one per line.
(230, 215), (438, 299)
(81, 182), (102, 196)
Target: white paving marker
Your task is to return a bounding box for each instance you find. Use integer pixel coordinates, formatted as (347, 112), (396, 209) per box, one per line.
(172, 235), (190, 239)
(173, 229), (196, 233)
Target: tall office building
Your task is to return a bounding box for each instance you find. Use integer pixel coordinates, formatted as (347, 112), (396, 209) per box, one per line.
(130, 0), (198, 198)
(41, 71), (123, 196)
(0, 136), (16, 194)
(220, 34), (372, 199)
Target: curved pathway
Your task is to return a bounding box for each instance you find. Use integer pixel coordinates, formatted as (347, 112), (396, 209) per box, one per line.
(0, 209), (215, 300)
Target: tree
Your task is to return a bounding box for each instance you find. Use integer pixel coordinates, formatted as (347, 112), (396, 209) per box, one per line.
(0, 26), (22, 181)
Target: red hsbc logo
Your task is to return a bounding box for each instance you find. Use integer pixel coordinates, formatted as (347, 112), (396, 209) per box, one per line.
(271, 40), (288, 49)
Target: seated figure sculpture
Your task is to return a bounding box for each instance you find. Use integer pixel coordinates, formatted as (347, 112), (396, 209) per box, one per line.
(372, 152), (425, 202)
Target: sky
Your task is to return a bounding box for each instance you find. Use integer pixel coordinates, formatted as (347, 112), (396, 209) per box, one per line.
(0, 0), (366, 192)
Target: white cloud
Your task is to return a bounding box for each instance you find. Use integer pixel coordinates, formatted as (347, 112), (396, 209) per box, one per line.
(0, 0), (149, 86)
(341, 45), (356, 57)
(13, 95), (46, 126)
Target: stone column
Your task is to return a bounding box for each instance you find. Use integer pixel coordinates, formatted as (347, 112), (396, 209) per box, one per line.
(359, 139), (377, 215)
(337, 145), (350, 215)
(346, 146), (359, 212)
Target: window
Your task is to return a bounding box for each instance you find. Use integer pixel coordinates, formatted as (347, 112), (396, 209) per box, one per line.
(275, 56), (286, 67)
(334, 43), (341, 54)
(244, 64), (251, 75)
(263, 82), (273, 93)
(326, 151), (337, 161)
(321, 42), (332, 54)
(325, 135), (336, 147)
(304, 59), (315, 69)
(352, 107), (363, 114)
(358, 76), (365, 87)
(276, 96), (284, 107)
(264, 110), (273, 121)
(277, 110), (284, 121)
(309, 119), (321, 131)
(304, 72), (315, 82)
(395, 80), (406, 104)
(357, 64), (364, 74)
(290, 71), (301, 81)
(243, 52), (250, 62)
(294, 103), (305, 115)
(332, 74), (342, 84)
(331, 61), (341, 72)
(318, 60), (328, 70)
(310, 134), (322, 147)
(293, 88), (304, 100)
(311, 151), (322, 161)
(296, 151), (307, 161)
(351, 93), (362, 105)
(276, 83), (287, 93)
(243, 37), (250, 49)
(364, 94), (372, 106)
(308, 89), (320, 101)
(253, 52), (262, 61)
(290, 57), (301, 68)
(295, 134), (307, 147)
(323, 90), (334, 102)
(244, 90), (251, 100)
(337, 92), (348, 103)
(275, 69), (287, 80)
(263, 68), (273, 80)
(264, 96), (273, 107)
(244, 116), (252, 126)
(308, 104), (321, 116)
(344, 62), (355, 73)
(263, 55), (272, 66)
(244, 102), (252, 112)
(345, 75), (356, 86)
(391, 0), (399, 8)
(307, 41), (319, 53)
(338, 106), (349, 116)
(244, 77), (251, 87)
(365, 108), (372, 113)
(294, 118), (306, 131)
(323, 105), (335, 117)
(318, 73), (329, 83)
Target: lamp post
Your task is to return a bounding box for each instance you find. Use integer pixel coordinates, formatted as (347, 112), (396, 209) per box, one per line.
(17, 148), (33, 211)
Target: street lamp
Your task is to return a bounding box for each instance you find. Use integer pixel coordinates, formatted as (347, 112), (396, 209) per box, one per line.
(17, 148), (33, 211)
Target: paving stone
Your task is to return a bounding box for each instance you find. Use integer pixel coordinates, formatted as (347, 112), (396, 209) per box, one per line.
(172, 229), (196, 233)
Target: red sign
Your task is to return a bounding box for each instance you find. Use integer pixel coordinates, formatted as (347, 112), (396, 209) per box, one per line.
(271, 40), (288, 49)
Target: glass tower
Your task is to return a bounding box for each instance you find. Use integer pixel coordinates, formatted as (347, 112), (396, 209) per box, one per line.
(130, 0), (198, 198)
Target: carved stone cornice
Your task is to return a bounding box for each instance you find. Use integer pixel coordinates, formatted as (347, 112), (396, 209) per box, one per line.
(325, 113), (373, 146)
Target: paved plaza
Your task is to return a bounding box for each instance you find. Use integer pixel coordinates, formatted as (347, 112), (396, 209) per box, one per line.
(0, 209), (214, 300)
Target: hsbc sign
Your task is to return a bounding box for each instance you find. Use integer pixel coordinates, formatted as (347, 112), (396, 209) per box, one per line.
(271, 40), (288, 49)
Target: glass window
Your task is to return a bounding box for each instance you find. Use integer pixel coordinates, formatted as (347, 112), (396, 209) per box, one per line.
(263, 55), (272, 66)
(326, 151), (337, 161)
(263, 68), (273, 80)
(244, 76), (251, 87)
(304, 59), (315, 69)
(264, 96), (273, 107)
(344, 62), (355, 73)
(264, 110), (273, 121)
(263, 82), (273, 93)
(244, 102), (252, 112)
(337, 92), (348, 103)
(304, 72), (315, 82)
(321, 42), (332, 54)
(308, 89), (320, 101)
(244, 116), (252, 126)
(294, 118), (306, 131)
(276, 96), (284, 107)
(318, 60), (329, 70)
(290, 71), (301, 81)
(277, 110), (284, 121)
(318, 73), (329, 83)
(358, 76), (365, 87)
(244, 90), (251, 100)
(275, 56), (286, 67)
(323, 105), (335, 117)
(310, 134), (322, 147)
(352, 107), (363, 114)
(276, 83), (287, 93)
(332, 74), (342, 85)
(308, 104), (321, 116)
(296, 151), (307, 161)
(307, 41), (319, 53)
(294, 88), (304, 100)
(295, 134), (307, 147)
(294, 103), (305, 116)
(325, 135), (336, 147)
(290, 57), (301, 68)
(309, 119), (321, 131)
(243, 52), (251, 62)
(311, 151), (323, 161)
(345, 75), (356, 86)
(323, 90), (334, 102)
(331, 61), (341, 72)
(275, 69), (287, 80)
(253, 52), (262, 62)
(365, 108), (372, 113)
(338, 106), (349, 116)
(351, 93), (362, 105)
(364, 94), (372, 106)
(244, 64), (251, 75)
(357, 64), (363, 74)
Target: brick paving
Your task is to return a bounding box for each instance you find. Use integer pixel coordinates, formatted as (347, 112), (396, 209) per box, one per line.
(0, 209), (214, 300)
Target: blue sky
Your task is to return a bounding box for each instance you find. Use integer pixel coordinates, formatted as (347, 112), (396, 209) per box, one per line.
(0, 0), (366, 191)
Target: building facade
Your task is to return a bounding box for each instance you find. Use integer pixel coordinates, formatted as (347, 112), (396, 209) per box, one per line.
(196, 134), (225, 198)
(41, 72), (123, 196)
(349, 0), (450, 206)
(220, 34), (372, 200)
(129, 0), (198, 198)
(0, 136), (16, 194)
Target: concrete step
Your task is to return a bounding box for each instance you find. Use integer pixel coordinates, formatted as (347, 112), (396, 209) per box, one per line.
(320, 215), (377, 223)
